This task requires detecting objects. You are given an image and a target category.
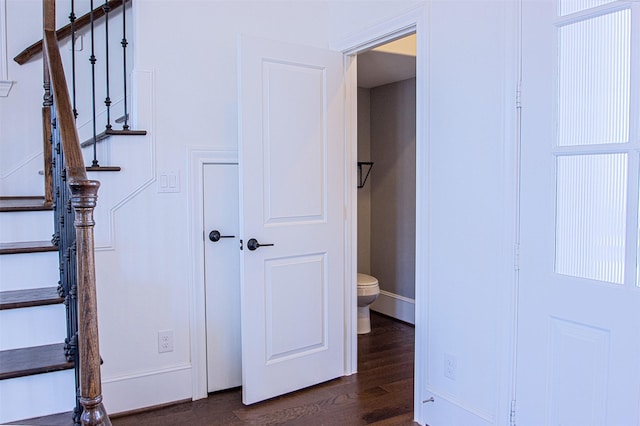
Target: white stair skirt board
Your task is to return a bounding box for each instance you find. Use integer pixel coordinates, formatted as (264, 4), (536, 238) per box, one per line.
(370, 290), (415, 325)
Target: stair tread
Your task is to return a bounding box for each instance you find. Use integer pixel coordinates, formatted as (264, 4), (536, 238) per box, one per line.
(0, 241), (58, 255)
(0, 343), (73, 380)
(5, 411), (73, 426)
(0, 196), (52, 212)
(0, 287), (63, 310)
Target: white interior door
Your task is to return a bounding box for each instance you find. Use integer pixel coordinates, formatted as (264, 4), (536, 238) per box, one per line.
(237, 36), (345, 405)
(517, 1), (640, 424)
(203, 163), (242, 393)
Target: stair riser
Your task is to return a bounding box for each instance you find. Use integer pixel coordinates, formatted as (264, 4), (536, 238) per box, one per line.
(0, 252), (59, 292)
(0, 211), (53, 243)
(0, 304), (66, 351)
(0, 369), (75, 424)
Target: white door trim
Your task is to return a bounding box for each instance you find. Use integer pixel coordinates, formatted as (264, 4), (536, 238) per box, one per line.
(187, 147), (238, 401)
(0, 0), (13, 96)
(333, 4), (430, 421)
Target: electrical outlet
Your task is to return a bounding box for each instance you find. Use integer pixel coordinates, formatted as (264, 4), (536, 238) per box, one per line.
(444, 353), (457, 381)
(158, 330), (174, 353)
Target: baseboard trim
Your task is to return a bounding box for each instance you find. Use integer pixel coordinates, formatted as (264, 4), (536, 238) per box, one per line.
(103, 364), (192, 415)
(370, 290), (415, 325)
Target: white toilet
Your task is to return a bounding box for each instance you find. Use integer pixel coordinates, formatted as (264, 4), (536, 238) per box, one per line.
(357, 273), (380, 334)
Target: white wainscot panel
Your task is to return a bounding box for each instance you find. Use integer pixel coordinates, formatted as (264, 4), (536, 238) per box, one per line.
(265, 253), (328, 363)
(262, 60), (326, 225)
(547, 317), (610, 425)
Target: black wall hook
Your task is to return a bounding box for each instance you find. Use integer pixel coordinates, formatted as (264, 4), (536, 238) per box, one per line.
(357, 162), (374, 188)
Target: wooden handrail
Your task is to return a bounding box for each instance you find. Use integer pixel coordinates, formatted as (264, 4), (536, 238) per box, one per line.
(15, 0), (126, 65)
(43, 31), (87, 181)
(43, 1), (109, 424)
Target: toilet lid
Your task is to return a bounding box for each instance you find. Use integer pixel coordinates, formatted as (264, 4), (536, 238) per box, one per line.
(357, 273), (378, 287)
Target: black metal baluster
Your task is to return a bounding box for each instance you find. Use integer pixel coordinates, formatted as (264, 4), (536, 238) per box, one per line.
(69, 238), (81, 426)
(51, 95), (82, 425)
(103, 0), (112, 131)
(70, 0), (78, 119)
(89, 0), (99, 167)
(121, 0), (129, 130)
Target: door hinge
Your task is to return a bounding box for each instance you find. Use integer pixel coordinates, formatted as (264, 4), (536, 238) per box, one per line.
(510, 399), (516, 426)
(514, 243), (520, 271)
(516, 80), (522, 109)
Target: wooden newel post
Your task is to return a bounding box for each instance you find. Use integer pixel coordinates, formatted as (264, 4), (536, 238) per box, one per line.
(69, 179), (111, 426)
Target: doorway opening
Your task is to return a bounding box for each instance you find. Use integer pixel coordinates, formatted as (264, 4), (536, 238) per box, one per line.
(353, 30), (418, 418)
(355, 35), (417, 333)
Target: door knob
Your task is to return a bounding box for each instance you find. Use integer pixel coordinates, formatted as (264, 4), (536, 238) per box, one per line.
(209, 230), (235, 242)
(247, 238), (274, 251)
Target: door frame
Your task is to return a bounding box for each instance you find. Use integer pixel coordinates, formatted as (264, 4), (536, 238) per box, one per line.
(187, 5), (520, 424)
(331, 4), (429, 420)
(187, 3), (431, 409)
(188, 147), (239, 400)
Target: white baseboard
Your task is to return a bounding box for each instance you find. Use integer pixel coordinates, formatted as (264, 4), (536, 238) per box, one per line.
(370, 290), (415, 324)
(103, 364), (192, 415)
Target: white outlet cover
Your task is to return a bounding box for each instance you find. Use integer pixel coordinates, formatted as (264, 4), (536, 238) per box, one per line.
(158, 330), (174, 353)
(444, 353), (457, 381)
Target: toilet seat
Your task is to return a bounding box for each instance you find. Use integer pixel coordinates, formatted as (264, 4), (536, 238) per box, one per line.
(356, 273), (379, 334)
(357, 273), (379, 298)
(357, 273), (378, 287)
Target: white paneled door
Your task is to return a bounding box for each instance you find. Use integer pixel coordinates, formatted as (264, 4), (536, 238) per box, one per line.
(203, 164), (242, 393)
(517, 0), (640, 424)
(237, 36), (345, 405)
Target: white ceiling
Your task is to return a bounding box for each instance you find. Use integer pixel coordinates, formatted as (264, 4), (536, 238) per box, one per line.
(357, 35), (416, 89)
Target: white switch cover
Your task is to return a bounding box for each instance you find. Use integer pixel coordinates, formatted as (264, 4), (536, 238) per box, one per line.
(158, 171), (180, 193)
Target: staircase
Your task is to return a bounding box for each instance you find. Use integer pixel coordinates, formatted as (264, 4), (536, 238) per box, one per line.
(0, 1), (142, 424)
(0, 197), (77, 423)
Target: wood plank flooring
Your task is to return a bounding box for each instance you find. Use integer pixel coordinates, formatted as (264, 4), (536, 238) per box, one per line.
(16, 313), (417, 426)
(112, 313), (416, 426)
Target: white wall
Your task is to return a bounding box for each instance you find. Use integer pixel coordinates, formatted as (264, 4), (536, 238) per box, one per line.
(0, 0), (131, 195)
(331, 1), (517, 425)
(420, 1), (516, 424)
(1, 0), (48, 196)
(95, 0), (334, 414)
(2, 1), (517, 422)
(0, 0), (336, 416)
(328, 0), (422, 45)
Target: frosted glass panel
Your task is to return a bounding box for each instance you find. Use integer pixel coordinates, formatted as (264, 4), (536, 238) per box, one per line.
(555, 154), (627, 284)
(557, 10), (631, 146)
(559, 0), (615, 16)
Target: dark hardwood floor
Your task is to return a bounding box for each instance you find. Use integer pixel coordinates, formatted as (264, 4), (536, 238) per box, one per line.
(18, 313), (417, 426)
